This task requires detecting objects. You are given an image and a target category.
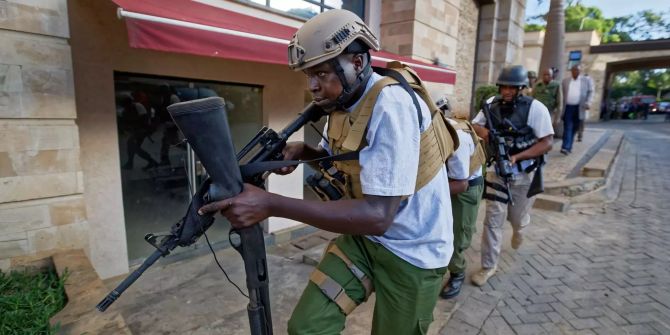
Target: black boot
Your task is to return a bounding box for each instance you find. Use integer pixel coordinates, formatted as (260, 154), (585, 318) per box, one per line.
(440, 272), (465, 299)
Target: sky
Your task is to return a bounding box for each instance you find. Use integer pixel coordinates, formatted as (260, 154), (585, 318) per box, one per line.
(526, 0), (670, 19)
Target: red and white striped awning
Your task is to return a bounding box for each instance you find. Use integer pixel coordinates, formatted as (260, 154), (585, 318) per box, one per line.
(111, 0), (457, 84)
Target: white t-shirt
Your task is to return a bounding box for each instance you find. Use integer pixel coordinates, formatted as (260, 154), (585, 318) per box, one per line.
(446, 119), (483, 181)
(566, 77), (582, 105)
(319, 73), (453, 269)
(472, 96), (553, 174)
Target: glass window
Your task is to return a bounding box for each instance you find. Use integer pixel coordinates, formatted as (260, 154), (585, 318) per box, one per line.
(243, 0), (365, 20)
(114, 72), (263, 263)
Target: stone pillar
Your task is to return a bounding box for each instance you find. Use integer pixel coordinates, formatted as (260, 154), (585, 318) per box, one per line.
(475, 0), (526, 87)
(380, 0), (460, 66)
(0, 0), (88, 271)
(379, 0), (461, 99)
(452, 0), (481, 117)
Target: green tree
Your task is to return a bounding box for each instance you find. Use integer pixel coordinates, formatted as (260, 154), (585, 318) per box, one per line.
(525, 2), (670, 43)
(610, 69), (670, 100)
(647, 70), (670, 100)
(610, 10), (670, 41)
(525, 23), (545, 32)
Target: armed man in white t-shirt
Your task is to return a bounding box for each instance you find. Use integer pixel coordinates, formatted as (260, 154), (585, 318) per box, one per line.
(435, 96), (487, 299)
(200, 10), (459, 334)
(470, 65), (554, 287)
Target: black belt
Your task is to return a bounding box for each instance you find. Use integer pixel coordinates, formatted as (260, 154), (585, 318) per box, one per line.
(468, 176), (484, 187)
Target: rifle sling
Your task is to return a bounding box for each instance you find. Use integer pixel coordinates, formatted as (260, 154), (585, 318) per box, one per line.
(483, 180), (511, 204)
(239, 151), (359, 179)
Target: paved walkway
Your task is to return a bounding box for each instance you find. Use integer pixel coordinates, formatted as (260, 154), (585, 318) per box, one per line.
(439, 117), (670, 335)
(544, 127), (608, 182)
(103, 119), (670, 334)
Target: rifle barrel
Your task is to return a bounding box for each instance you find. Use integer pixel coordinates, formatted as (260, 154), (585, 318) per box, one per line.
(96, 247), (166, 312)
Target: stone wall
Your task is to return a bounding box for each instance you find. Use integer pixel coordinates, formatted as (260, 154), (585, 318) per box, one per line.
(379, 0), (459, 98)
(0, 0), (88, 271)
(522, 30), (544, 74)
(475, 0), (527, 88)
(69, 0), (312, 278)
(451, 0), (480, 117)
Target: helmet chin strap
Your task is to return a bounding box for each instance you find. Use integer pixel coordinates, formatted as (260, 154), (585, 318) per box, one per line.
(329, 54), (373, 110)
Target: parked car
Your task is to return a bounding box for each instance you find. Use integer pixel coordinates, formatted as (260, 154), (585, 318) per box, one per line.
(614, 95), (657, 119)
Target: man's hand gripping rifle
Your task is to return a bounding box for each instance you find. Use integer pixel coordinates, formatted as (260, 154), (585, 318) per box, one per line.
(96, 97), (326, 335)
(482, 99), (515, 205)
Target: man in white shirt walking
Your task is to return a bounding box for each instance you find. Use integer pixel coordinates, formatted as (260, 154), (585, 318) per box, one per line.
(560, 64), (593, 154)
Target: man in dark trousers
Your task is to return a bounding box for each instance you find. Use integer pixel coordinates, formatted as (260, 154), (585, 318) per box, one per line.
(560, 64), (593, 154)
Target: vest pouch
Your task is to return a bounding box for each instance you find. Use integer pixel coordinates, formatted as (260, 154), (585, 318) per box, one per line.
(306, 171), (346, 201)
(431, 111), (458, 162)
(454, 119), (488, 176)
(344, 171), (364, 199)
(470, 137), (487, 176)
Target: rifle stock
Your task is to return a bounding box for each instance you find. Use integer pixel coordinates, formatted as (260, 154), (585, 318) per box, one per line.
(97, 97), (326, 335)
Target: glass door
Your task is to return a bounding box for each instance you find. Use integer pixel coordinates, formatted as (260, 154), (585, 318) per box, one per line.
(114, 73), (263, 263)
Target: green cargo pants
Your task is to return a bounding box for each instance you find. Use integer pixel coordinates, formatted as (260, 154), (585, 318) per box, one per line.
(287, 235), (446, 335)
(447, 183), (484, 274)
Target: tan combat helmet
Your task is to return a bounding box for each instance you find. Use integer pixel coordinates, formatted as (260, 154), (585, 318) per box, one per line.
(288, 9), (380, 71)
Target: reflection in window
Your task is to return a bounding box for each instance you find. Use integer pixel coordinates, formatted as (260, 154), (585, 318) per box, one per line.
(244, 0), (365, 20)
(114, 72), (263, 262)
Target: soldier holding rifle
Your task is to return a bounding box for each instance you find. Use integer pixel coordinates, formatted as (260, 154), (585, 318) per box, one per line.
(470, 65), (554, 287)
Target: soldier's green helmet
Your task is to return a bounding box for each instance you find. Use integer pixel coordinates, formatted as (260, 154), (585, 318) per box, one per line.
(288, 9), (380, 71)
(496, 65), (529, 87)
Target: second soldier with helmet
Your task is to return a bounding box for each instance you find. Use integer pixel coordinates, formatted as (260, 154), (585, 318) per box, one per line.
(469, 65), (554, 287)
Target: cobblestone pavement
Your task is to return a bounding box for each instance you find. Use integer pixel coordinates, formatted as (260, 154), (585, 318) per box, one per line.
(544, 127), (607, 182)
(439, 117), (670, 335)
(109, 118), (669, 335)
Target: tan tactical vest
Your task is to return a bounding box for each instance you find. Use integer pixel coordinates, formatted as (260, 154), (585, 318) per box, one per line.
(451, 118), (487, 176)
(326, 62), (459, 199)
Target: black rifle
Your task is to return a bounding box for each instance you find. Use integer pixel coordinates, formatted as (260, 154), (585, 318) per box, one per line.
(96, 97), (326, 335)
(500, 113), (545, 199)
(482, 99), (515, 205)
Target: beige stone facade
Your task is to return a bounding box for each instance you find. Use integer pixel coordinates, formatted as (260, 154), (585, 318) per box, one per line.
(452, 0), (480, 117)
(1, 0), (530, 278)
(0, 0), (88, 272)
(475, 0), (527, 88)
(379, 0), (461, 98)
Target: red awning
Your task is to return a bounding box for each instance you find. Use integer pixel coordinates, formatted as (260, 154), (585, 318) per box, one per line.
(111, 0), (456, 84)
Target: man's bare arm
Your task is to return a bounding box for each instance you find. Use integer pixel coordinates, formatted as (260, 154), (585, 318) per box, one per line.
(449, 179), (468, 195)
(269, 194), (402, 236)
(199, 184), (403, 236)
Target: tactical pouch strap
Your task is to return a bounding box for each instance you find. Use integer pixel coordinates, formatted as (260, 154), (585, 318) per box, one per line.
(326, 244), (374, 298)
(483, 180), (511, 204)
(342, 76), (397, 152)
(309, 268), (358, 315)
(372, 65), (423, 127)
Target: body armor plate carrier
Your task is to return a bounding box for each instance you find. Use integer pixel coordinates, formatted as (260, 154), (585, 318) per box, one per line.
(307, 62), (460, 315)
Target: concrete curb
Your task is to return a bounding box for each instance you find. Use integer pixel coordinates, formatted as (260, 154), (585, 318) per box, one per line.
(534, 130), (624, 212)
(581, 131), (624, 177)
(50, 249), (132, 335)
(570, 137), (629, 205)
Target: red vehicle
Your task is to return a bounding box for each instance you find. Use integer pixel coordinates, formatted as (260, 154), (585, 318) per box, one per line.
(616, 95), (657, 119)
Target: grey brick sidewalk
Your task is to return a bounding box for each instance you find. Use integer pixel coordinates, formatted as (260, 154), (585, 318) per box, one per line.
(544, 128), (608, 182)
(106, 119), (670, 334)
(439, 120), (670, 335)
